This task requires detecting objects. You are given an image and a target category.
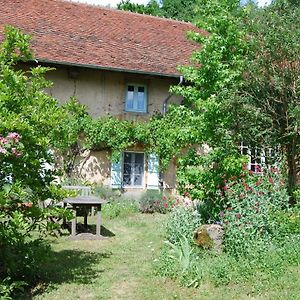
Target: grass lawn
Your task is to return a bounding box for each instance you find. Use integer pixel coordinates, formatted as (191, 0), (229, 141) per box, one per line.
(24, 212), (300, 300)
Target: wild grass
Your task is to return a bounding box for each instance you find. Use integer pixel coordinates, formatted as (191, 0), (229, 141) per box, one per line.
(14, 210), (300, 300)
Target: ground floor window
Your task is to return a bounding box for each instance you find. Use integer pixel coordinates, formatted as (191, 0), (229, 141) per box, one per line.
(123, 152), (144, 187)
(240, 143), (278, 173)
(111, 152), (159, 189)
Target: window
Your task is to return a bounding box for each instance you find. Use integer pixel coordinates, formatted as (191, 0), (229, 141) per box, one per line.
(240, 144), (278, 173)
(110, 152), (160, 189)
(123, 152), (144, 187)
(125, 84), (147, 113)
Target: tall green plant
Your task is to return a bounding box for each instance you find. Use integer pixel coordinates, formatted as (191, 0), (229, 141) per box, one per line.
(0, 26), (71, 295)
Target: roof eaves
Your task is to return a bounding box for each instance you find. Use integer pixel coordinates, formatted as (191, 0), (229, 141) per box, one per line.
(34, 58), (182, 78)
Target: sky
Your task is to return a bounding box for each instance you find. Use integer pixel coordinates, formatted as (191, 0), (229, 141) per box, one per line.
(72, 0), (272, 8)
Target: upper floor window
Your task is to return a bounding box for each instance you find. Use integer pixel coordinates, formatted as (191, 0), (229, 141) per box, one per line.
(125, 84), (147, 113)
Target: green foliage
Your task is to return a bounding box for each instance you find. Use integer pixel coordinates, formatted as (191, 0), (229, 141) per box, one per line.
(177, 148), (247, 222)
(165, 203), (201, 245)
(94, 186), (139, 219)
(85, 115), (143, 161)
(139, 190), (173, 214)
(55, 97), (91, 176)
(0, 26), (75, 296)
(83, 106), (200, 169)
(117, 0), (198, 22)
(117, 0), (162, 16)
(243, 1), (300, 193)
(157, 207), (300, 288)
(220, 168), (290, 256)
(0, 277), (25, 300)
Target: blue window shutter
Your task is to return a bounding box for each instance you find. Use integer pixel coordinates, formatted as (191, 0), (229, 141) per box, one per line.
(111, 156), (122, 188)
(147, 154), (159, 189)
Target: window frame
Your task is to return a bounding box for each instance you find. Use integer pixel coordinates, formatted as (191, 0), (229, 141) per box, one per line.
(124, 83), (148, 113)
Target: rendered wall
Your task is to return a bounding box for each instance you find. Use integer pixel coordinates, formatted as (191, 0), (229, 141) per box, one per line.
(46, 66), (182, 119)
(45, 66), (181, 189)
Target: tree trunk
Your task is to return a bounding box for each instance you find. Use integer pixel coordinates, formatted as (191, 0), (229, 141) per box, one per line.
(286, 138), (298, 204)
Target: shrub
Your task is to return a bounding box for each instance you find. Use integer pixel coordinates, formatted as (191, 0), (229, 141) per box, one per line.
(139, 190), (174, 213)
(94, 186), (138, 219)
(220, 167), (290, 256)
(165, 201), (201, 245)
(0, 277), (25, 300)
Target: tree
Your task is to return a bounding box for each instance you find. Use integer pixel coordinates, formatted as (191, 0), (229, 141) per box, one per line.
(117, 0), (199, 22)
(0, 26), (73, 295)
(117, 0), (162, 16)
(242, 0), (300, 195)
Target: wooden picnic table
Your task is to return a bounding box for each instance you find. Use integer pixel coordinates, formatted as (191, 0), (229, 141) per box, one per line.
(63, 196), (108, 238)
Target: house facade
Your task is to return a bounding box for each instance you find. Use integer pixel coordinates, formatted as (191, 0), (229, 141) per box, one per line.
(0, 0), (203, 191)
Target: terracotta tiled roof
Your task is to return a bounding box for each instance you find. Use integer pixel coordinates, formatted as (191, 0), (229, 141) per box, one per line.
(0, 0), (204, 77)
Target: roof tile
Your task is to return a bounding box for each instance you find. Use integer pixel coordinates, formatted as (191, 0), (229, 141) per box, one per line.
(0, 0), (204, 76)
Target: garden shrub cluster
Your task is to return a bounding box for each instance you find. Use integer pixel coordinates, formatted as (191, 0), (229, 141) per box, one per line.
(0, 27), (73, 298)
(139, 190), (175, 214)
(155, 160), (300, 290)
(95, 186), (139, 219)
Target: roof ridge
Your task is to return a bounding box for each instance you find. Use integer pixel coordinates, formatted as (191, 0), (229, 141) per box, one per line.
(60, 0), (196, 27)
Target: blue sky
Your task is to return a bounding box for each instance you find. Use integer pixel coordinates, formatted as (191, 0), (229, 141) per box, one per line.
(72, 0), (272, 8)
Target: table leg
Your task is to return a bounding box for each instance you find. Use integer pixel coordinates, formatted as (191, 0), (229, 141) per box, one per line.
(84, 207), (88, 229)
(71, 207), (77, 236)
(96, 209), (101, 236)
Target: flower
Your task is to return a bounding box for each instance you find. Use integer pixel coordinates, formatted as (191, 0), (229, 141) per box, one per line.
(12, 148), (21, 157)
(227, 207), (232, 211)
(236, 213), (241, 220)
(255, 165), (261, 172)
(219, 211), (225, 218)
(0, 147), (7, 154)
(0, 136), (8, 145)
(7, 132), (20, 143)
(268, 177), (274, 184)
(223, 185), (229, 191)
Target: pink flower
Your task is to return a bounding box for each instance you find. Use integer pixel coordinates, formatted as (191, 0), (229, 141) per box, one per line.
(268, 177), (274, 184)
(7, 132), (20, 143)
(0, 136), (8, 145)
(219, 211), (225, 217)
(236, 213), (241, 220)
(0, 147), (7, 154)
(255, 165), (261, 172)
(12, 148), (21, 157)
(227, 207), (232, 211)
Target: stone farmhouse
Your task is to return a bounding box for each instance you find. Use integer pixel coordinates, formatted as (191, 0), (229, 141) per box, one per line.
(0, 0), (203, 191)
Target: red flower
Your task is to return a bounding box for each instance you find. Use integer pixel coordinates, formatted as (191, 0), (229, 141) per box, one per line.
(236, 213), (241, 220)
(268, 177), (274, 184)
(227, 207), (232, 211)
(223, 185), (229, 191)
(163, 202), (168, 208)
(255, 165), (261, 172)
